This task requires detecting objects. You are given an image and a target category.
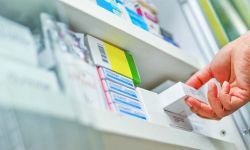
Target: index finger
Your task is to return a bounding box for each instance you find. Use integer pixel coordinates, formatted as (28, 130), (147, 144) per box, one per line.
(186, 65), (213, 89)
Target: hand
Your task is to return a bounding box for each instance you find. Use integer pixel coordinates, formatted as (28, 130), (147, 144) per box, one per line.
(186, 32), (250, 120)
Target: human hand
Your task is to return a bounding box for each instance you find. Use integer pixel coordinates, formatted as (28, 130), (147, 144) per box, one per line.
(186, 32), (250, 120)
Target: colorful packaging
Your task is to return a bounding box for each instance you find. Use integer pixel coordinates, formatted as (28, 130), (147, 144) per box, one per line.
(97, 67), (135, 89)
(96, 0), (124, 18)
(125, 7), (149, 31)
(0, 16), (37, 66)
(137, 0), (157, 14)
(85, 35), (141, 86)
(136, 5), (161, 36)
(106, 91), (142, 109)
(102, 79), (139, 100)
(69, 32), (93, 63)
(110, 102), (147, 120)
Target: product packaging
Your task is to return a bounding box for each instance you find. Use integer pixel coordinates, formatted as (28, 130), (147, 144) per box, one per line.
(56, 51), (107, 110)
(135, 4), (161, 36)
(101, 79), (139, 100)
(85, 35), (141, 86)
(97, 67), (135, 89)
(105, 91), (142, 109)
(0, 16), (37, 65)
(110, 101), (147, 120)
(159, 82), (207, 117)
(0, 56), (59, 92)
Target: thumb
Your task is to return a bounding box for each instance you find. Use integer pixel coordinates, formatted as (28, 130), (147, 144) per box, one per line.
(186, 65), (213, 89)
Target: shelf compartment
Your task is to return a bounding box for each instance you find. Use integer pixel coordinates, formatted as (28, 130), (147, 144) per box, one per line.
(58, 0), (201, 89)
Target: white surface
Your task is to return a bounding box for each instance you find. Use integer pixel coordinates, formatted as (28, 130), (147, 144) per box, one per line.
(0, 85), (75, 121)
(152, 80), (175, 94)
(90, 109), (236, 150)
(184, 0), (219, 56)
(154, 0), (207, 67)
(139, 88), (246, 150)
(58, 0), (200, 89)
(0, 85), (241, 150)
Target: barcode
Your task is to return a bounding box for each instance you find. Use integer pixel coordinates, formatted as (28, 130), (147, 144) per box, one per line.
(97, 44), (109, 63)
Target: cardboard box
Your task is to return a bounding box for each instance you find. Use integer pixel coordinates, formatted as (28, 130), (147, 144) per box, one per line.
(110, 102), (147, 120)
(85, 35), (141, 86)
(159, 82), (207, 117)
(102, 79), (139, 100)
(56, 51), (106, 110)
(0, 56), (59, 92)
(0, 16), (37, 65)
(106, 91), (142, 109)
(136, 5), (161, 36)
(97, 67), (135, 89)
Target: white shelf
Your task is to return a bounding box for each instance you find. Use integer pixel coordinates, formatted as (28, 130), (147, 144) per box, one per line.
(89, 110), (236, 150)
(58, 0), (201, 89)
(1, 86), (236, 150)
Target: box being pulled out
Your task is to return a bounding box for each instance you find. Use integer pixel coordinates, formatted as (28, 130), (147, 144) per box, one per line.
(159, 82), (207, 117)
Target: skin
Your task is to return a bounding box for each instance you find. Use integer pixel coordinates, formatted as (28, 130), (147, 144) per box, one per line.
(185, 31), (250, 120)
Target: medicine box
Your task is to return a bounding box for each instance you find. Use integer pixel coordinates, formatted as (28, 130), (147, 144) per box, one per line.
(137, 5), (161, 36)
(0, 16), (37, 66)
(96, 0), (129, 20)
(97, 67), (135, 89)
(0, 56), (59, 92)
(56, 51), (106, 110)
(101, 79), (139, 100)
(85, 34), (141, 86)
(159, 82), (207, 117)
(105, 91), (142, 109)
(137, 0), (157, 14)
(125, 7), (149, 31)
(110, 101), (147, 120)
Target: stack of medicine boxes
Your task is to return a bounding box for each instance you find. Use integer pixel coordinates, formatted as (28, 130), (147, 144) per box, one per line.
(93, 0), (161, 36)
(0, 16), (59, 93)
(86, 34), (148, 120)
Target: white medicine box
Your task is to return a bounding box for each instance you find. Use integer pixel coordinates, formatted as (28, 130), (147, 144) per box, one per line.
(159, 82), (207, 117)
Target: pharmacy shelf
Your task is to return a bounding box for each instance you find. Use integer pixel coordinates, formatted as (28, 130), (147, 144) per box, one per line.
(89, 110), (236, 150)
(58, 0), (201, 89)
(1, 86), (236, 150)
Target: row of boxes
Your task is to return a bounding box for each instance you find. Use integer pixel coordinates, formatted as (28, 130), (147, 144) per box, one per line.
(1, 13), (200, 123)
(0, 15), (60, 94)
(38, 13), (149, 120)
(93, 0), (161, 37)
(92, 0), (180, 47)
(97, 66), (148, 120)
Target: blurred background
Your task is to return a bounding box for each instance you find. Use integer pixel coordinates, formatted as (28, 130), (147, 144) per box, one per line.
(0, 0), (250, 150)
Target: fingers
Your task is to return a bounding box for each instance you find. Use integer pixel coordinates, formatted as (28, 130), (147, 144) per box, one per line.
(186, 97), (218, 120)
(207, 82), (224, 119)
(186, 81), (247, 120)
(186, 65), (213, 89)
(219, 81), (232, 110)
